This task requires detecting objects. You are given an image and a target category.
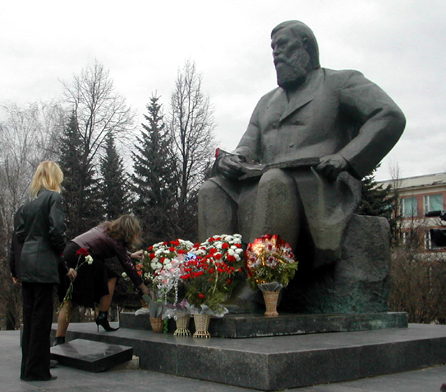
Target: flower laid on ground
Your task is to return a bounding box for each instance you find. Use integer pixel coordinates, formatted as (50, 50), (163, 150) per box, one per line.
(245, 234), (298, 292)
(58, 248), (94, 316)
(184, 234), (244, 316)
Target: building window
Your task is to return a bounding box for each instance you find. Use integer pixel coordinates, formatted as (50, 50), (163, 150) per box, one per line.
(400, 197), (418, 218)
(425, 229), (446, 250)
(424, 193), (444, 214)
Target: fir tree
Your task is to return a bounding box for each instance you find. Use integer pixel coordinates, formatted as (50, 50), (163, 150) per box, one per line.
(59, 113), (102, 238)
(99, 134), (130, 220)
(358, 165), (398, 241)
(132, 95), (179, 245)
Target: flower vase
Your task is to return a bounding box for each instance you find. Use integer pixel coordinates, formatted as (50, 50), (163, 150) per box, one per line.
(149, 317), (163, 333)
(174, 315), (191, 336)
(193, 314), (211, 338)
(263, 291), (280, 317)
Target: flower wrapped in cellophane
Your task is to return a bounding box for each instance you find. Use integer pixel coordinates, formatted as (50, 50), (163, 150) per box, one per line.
(245, 234), (298, 292)
(135, 239), (194, 319)
(183, 234), (244, 317)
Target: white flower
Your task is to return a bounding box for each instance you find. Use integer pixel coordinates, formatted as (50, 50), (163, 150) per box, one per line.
(85, 255), (94, 265)
(214, 241), (223, 249)
(122, 272), (128, 278)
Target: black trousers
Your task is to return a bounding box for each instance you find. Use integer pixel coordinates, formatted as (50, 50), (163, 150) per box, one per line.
(21, 282), (54, 381)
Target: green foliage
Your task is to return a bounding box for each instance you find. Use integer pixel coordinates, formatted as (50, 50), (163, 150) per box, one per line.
(247, 261), (299, 290)
(59, 113), (103, 238)
(357, 165), (399, 242)
(99, 134), (130, 220)
(131, 95), (179, 244)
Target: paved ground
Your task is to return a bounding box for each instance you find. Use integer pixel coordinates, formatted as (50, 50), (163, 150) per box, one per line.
(2, 330), (446, 392)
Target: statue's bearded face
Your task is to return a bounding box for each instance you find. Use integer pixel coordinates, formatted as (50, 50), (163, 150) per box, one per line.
(272, 28), (311, 90)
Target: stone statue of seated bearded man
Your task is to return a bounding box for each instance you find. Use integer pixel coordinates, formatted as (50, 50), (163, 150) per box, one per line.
(198, 20), (405, 269)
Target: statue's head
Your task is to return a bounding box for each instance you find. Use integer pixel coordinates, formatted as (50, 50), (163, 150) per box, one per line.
(271, 20), (320, 89)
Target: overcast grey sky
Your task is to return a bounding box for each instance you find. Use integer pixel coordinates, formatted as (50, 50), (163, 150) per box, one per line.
(1, 0), (445, 181)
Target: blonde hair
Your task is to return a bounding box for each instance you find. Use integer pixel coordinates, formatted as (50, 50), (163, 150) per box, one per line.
(29, 161), (64, 198)
(104, 214), (142, 249)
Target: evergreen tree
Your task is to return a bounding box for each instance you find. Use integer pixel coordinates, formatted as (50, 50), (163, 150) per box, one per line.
(99, 134), (130, 220)
(132, 95), (178, 245)
(59, 114), (102, 238)
(358, 165), (399, 241)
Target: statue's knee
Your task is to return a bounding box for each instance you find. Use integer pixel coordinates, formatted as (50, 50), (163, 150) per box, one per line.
(259, 169), (293, 189)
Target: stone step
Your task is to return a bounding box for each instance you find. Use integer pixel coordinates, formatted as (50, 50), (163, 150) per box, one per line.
(120, 311), (408, 338)
(51, 322), (446, 390)
(50, 338), (133, 373)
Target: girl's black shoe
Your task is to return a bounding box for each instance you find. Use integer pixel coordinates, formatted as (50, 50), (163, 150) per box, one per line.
(95, 311), (119, 332)
(53, 336), (65, 346)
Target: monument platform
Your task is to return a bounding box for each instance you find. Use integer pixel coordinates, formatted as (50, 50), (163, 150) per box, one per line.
(120, 311), (408, 337)
(51, 316), (446, 391)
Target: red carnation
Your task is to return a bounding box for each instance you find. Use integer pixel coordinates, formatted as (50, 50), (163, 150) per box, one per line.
(222, 243), (229, 249)
(76, 248), (89, 257)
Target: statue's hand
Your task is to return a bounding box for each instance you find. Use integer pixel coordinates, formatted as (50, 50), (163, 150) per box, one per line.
(218, 155), (246, 179)
(316, 154), (349, 182)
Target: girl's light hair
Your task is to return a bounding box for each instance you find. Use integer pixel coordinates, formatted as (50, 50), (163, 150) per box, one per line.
(29, 161), (64, 199)
(104, 214), (142, 249)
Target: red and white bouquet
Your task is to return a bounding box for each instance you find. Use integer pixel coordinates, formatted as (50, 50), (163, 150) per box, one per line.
(183, 234), (244, 316)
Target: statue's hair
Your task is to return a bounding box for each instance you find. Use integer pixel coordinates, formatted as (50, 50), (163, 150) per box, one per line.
(271, 20), (320, 70)
(29, 161), (64, 199)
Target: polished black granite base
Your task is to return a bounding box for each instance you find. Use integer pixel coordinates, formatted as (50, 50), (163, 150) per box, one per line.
(120, 311), (408, 337)
(50, 338), (133, 372)
(51, 322), (446, 390)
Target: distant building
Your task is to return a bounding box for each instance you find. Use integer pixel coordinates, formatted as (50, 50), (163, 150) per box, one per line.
(378, 172), (446, 254)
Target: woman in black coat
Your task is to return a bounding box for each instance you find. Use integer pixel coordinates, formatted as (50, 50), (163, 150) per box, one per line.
(55, 215), (150, 343)
(16, 161), (75, 382)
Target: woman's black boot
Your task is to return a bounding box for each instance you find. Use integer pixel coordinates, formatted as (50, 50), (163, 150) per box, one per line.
(95, 311), (119, 332)
(53, 336), (65, 346)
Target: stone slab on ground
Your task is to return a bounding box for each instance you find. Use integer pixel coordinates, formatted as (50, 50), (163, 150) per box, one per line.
(51, 322), (446, 391)
(50, 338), (133, 372)
(120, 311), (408, 337)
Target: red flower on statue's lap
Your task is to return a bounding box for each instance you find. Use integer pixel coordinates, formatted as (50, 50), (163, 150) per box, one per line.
(76, 248), (89, 257)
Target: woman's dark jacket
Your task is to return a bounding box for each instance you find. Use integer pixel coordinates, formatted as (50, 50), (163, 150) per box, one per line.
(9, 206), (23, 279)
(71, 226), (143, 287)
(16, 189), (67, 284)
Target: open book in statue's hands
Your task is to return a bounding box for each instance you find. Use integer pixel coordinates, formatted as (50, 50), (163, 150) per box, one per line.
(215, 148), (320, 180)
(238, 157), (321, 180)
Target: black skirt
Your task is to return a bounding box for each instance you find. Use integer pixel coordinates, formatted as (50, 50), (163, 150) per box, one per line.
(59, 241), (119, 308)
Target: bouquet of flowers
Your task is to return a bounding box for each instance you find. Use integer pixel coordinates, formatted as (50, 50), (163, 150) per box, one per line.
(184, 234), (244, 317)
(245, 234), (298, 292)
(135, 239), (194, 319)
(58, 248), (94, 316)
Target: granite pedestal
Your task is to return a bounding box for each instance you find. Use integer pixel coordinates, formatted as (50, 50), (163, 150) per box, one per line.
(51, 322), (446, 391)
(120, 311), (408, 338)
(50, 338), (133, 372)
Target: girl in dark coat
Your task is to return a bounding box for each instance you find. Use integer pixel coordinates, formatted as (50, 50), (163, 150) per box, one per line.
(55, 214), (150, 344)
(16, 161), (76, 382)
